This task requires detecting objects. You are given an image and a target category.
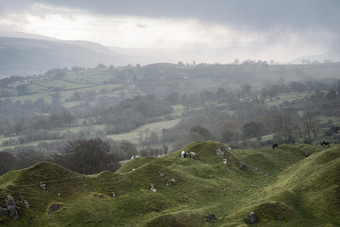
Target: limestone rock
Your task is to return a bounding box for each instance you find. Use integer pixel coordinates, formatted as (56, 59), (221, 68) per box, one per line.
(21, 198), (30, 208)
(225, 145), (232, 152)
(5, 196), (20, 220)
(239, 162), (247, 170)
(40, 181), (46, 190)
(150, 184), (157, 192)
(245, 212), (257, 224)
(216, 148), (224, 157)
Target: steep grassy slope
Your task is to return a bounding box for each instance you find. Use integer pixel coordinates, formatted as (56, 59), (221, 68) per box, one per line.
(0, 141), (339, 226)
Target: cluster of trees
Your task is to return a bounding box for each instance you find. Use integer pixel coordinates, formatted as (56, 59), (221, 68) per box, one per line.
(0, 99), (74, 137)
(101, 95), (173, 133)
(0, 147), (54, 175)
(260, 80), (331, 97)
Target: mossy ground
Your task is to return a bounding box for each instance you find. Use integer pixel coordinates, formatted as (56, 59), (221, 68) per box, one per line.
(0, 141), (339, 226)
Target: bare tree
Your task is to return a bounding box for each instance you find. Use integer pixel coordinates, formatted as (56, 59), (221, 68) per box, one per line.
(55, 138), (120, 174)
(303, 112), (320, 139)
(270, 112), (297, 142)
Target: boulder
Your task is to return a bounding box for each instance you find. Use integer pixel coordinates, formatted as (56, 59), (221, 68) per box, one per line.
(166, 178), (176, 187)
(239, 162), (247, 170)
(216, 148), (224, 157)
(40, 181), (46, 190)
(245, 212), (257, 224)
(205, 214), (216, 222)
(5, 196), (20, 220)
(21, 198), (30, 209)
(277, 215), (284, 220)
(150, 184), (157, 192)
(225, 145), (232, 152)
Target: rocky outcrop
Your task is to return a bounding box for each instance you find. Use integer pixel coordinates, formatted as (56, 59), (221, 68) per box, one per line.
(0, 196), (20, 220)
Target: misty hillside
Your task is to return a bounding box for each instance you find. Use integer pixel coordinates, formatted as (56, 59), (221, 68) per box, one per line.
(0, 37), (129, 76)
(291, 51), (340, 64)
(0, 141), (339, 226)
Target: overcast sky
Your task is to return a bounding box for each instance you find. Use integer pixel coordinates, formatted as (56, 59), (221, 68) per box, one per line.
(0, 0), (339, 63)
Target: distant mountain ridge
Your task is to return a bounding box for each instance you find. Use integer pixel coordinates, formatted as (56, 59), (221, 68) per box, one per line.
(291, 51), (340, 64)
(0, 36), (129, 76)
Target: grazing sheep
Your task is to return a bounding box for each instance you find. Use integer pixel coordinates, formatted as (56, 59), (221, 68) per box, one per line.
(320, 141), (330, 147)
(189, 152), (199, 160)
(181, 151), (189, 158)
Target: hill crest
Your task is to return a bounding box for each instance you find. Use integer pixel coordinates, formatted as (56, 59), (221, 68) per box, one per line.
(0, 141), (339, 226)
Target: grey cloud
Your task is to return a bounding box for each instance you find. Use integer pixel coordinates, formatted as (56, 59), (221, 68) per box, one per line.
(2, 0), (339, 54)
(3, 0), (340, 31)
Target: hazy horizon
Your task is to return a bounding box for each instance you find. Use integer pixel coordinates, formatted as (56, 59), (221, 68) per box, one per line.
(1, 0), (340, 64)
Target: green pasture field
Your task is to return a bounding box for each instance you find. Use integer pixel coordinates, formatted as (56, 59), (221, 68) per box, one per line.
(249, 133), (274, 142)
(66, 70), (115, 83)
(38, 79), (93, 89)
(0, 119), (180, 150)
(56, 124), (106, 134)
(1, 82), (123, 106)
(0, 139), (62, 151)
(0, 135), (19, 146)
(107, 119), (181, 143)
(0, 92), (53, 104)
(26, 83), (47, 93)
(264, 91), (312, 107)
(171, 103), (218, 116)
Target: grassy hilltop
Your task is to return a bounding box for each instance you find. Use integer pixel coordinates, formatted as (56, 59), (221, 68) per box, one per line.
(0, 141), (339, 226)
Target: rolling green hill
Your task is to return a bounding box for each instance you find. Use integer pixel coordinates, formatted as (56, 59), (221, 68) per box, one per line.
(0, 141), (339, 226)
